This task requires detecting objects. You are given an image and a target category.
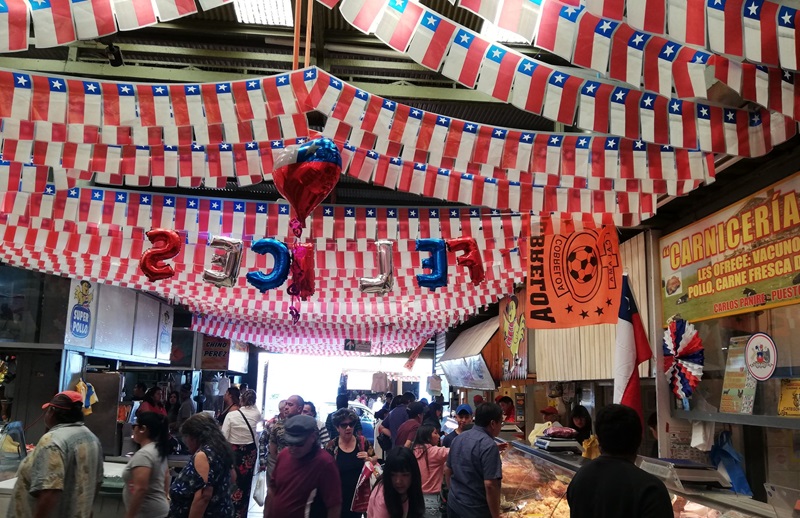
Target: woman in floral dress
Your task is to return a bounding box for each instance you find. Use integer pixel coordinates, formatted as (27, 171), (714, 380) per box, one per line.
(168, 413), (234, 518)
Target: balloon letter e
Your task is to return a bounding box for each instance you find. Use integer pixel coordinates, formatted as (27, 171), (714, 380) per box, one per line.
(416, 238), (448, 290)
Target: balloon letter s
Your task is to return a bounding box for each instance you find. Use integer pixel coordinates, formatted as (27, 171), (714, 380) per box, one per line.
(140, 229), (182, 282)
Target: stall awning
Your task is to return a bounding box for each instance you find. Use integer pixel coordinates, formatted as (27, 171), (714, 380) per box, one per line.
(440, 319), (499, 362)
(439, 319), (499, 390)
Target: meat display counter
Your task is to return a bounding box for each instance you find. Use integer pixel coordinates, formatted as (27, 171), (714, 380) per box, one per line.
(499, 442), (779, 518)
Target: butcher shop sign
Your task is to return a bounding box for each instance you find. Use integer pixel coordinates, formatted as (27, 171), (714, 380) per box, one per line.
(660, 172), (800, 323)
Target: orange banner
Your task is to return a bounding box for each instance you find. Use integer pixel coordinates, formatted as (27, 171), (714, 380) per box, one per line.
(525, 226), (622, 329)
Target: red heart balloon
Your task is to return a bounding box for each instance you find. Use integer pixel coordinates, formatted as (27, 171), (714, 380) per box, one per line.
(272, 138), (341, 227)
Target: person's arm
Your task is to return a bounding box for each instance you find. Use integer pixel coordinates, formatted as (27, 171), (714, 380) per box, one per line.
(258, 430), (269, 473)
(443, 465), (452, 490)
(32, 490), (61, 518)
(377, 422), (391, 437)
(221, 412), (233, 442)
(403, 439), (412, 448)
(123, 466), (152, 518)
(187, 451), (212, 518)
(483, 479), (501, 518)
(268, 438), (278, 474)
(164, 465), (171, 500)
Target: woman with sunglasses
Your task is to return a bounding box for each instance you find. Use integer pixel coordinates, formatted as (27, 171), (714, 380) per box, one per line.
(124, 412), (170, 518)
(325, 408), (377, 518)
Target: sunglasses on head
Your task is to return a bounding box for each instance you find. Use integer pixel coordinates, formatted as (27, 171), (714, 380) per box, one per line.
(338, 422), (355, 428)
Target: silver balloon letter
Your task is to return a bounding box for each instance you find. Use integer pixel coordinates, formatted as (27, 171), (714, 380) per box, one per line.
(203, 236), (243, 288)
(359, 240), (394, 295)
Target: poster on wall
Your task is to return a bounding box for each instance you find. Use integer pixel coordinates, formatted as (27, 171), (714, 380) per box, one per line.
(64, 278), (98, 348)
(499, 288), (528, 380)
(525, 226), (622, 329)
(777, 379), (800, 416)
(660, 172), (800, 323)
(157, 304), (173, 361)
(720, 336), (757, 414)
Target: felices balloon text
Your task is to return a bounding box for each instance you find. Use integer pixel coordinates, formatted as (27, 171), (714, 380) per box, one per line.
(139, 234), (486, 293)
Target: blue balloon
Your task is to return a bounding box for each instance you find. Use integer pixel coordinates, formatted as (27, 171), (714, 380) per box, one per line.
(295, 137), (342, 168)
(416, 238), (448, 290)
(246, 238), (291, 293)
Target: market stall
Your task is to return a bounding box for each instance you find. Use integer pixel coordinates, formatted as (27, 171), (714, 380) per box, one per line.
(498, 442), (781, 518)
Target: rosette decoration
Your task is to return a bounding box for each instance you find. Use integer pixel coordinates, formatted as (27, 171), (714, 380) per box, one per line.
(662, 317), (704, 409)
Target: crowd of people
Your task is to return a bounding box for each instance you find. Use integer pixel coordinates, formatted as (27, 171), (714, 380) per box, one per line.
(7, 385), (673, 518)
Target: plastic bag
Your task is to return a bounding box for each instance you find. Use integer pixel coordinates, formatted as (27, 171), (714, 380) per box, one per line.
(427, 375), (442, 395)
(351, 462), (375, 512)
(371, 372), (389, 393)
(253, 471), (267, 507)
(709, 431), (752, 497)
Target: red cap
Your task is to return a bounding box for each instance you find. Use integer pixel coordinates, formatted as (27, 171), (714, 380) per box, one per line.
(473, 395), (484, 405)
(42, 391), (83, 410)
(540, 406), (559, 415)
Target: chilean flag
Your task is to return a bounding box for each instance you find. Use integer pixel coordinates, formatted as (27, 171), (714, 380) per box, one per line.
(477, 44), (521, 102)
(614, 274), (652, 424)
(374, 0), (423, 52)
(407, 11), (457, 71)
(0, 0), (28, 52)
(441, 28), (490, 88)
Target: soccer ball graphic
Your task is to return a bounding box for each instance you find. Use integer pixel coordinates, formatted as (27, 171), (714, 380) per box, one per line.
(567, 246), (599, 284)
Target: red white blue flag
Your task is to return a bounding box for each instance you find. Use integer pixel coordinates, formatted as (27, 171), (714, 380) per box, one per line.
(614, 274), (651, 424)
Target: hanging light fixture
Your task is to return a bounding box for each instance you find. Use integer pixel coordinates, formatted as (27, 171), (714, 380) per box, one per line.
(480, 21), (528, 44)
(234, 0), (294, 26)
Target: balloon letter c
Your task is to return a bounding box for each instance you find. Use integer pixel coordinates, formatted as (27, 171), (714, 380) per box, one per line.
(246, 238), (291, 293)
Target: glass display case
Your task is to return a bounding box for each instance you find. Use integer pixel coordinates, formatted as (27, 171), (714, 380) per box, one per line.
(500, 443), (576, 518)
(0, 422), (25, 483)
(499, 443), (779, 518)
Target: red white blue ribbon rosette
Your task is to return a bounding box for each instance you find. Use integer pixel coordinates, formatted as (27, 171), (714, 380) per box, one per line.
(663, 317), (704, 409)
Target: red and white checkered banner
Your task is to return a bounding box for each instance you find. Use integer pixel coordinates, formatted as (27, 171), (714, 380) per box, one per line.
(329, 0), (797, 157)
(0, 223), (525, 351)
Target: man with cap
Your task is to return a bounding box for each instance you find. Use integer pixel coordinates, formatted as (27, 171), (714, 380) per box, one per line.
(9, 391), (103, 518)
(444, 403), (504, 518)
(395, 401), (426, 448)
(265, 414), (342, 518)
(442, 404), (473, 448)
(267, 394), (304, 478)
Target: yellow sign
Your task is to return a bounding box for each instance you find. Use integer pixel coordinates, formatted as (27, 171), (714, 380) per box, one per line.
(777, 379), (800, 417)
(659, 172), (800, 323)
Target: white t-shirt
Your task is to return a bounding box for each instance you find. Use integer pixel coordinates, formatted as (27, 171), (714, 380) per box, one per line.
(222, 406), (263, 445)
